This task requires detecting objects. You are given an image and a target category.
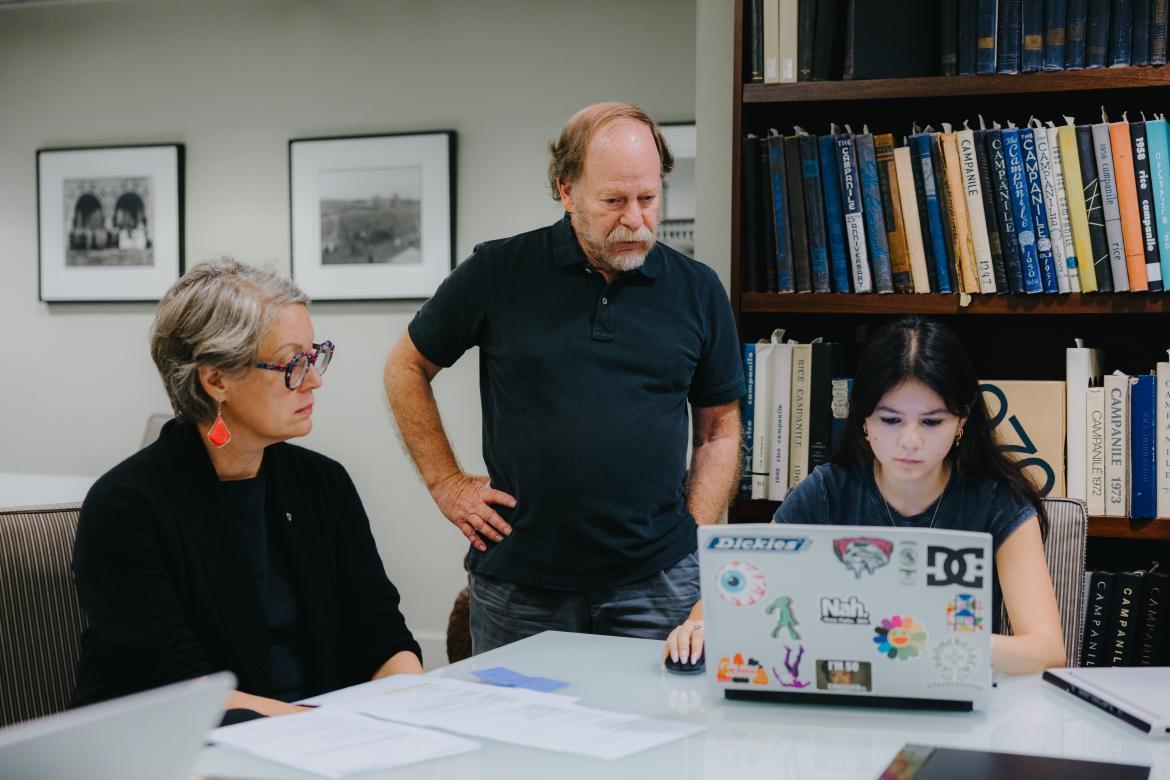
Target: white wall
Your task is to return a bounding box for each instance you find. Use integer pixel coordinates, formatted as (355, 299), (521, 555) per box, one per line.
(0, 0), (703, 665)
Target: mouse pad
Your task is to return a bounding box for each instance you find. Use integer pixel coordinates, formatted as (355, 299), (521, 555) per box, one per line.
(880, 744), (1150, 780)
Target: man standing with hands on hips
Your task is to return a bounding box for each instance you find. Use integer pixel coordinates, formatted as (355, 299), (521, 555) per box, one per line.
(384, 102), (743, 653)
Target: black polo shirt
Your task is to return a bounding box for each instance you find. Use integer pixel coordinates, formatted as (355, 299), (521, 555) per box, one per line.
(408, 215), (744, 590)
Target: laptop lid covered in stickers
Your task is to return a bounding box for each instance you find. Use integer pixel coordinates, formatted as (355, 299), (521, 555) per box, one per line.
(698, 523), (993, 711)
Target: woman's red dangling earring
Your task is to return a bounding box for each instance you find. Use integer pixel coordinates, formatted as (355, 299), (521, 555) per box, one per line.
(208, 405), (231, 448)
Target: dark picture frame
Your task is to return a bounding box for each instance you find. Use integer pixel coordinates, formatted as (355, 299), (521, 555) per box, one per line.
(288, 131), (456, 301)
(37, 143), (185, 302)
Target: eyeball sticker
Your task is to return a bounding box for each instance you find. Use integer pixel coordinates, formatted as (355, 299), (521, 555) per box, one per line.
(873, 614), (927, 660)
(716, 560), (767, 606)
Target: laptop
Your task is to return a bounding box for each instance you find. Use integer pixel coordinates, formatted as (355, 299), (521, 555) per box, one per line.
(699, 523), (993, 711)
(0, 672), (235, 780)
(1043, 666), (1170, 735)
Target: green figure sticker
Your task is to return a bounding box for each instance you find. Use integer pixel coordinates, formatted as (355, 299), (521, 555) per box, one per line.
(764, 595), (801, 640)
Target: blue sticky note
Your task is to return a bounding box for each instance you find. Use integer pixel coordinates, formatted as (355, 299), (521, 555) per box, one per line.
(471, 666), (569, 693)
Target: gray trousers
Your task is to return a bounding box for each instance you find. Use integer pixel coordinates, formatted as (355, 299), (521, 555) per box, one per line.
(468, 552), (700, 655)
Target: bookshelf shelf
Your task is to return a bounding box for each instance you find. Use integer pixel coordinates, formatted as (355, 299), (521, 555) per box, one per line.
(734, 499), (1170, 540)
(741, 292), (1170, 315)
(743, 66), (1170, 104)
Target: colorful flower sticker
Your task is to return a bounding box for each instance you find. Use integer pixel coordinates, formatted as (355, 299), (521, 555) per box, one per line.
(873, 614), (927, 660)
(716, 560), (767, 606)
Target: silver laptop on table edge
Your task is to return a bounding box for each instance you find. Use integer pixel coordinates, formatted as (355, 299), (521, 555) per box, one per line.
(1044, 666), (1170, 735)
(0, 671), (235, 780)
(699, 523), (994, 711)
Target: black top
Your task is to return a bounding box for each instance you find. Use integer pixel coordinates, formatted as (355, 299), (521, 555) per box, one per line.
(408, 215), (745, 590)
(219, 475), (304, 702)
(774, 461), (1038, 632)
(72, 420), (421, 707)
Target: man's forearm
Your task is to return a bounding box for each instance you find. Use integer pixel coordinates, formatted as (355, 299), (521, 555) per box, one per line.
(384, 352), (460, 492)
(686, 434), (742, 525)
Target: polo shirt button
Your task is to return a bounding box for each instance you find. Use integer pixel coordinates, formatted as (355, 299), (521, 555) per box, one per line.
(585, 267), (592, 274)
(602, 297), (608, 304)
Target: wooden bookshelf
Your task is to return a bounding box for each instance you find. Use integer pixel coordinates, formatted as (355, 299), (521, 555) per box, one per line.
(727, 0), (1170, 553)
(734, 499), (1170, 541)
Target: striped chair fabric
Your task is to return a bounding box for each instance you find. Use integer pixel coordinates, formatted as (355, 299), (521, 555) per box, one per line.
(998, 497), (1088, 666)
(0, 502), (86, 726)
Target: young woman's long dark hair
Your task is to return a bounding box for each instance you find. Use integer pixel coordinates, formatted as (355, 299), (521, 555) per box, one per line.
(831, 316), (1048, 536)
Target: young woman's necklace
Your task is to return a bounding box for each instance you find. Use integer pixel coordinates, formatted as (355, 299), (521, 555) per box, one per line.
(878, 473), (951, 529)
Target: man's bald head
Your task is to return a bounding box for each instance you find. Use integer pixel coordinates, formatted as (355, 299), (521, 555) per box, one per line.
(547, 102), (674, 201)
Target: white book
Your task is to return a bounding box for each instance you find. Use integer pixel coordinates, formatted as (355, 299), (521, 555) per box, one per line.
(1093, 121), (1130, 291)
(764, 0), (797, 83)
(763, 0), (779, 82)
(768, 339), (795, 500)
(1034, 124), (1072, 292)
(1104, 371), (1130, 517)
(788, 343), (812, 489)
(1047, 125), (1082, 292)
(894, 146), (931, 293)
(1066, 339), (1104, 501)
(1086, 386), (1106, 516)
(751, 337), (775, 499)
(957, 128), (997, 292)
(1158, 355), (1170, 518)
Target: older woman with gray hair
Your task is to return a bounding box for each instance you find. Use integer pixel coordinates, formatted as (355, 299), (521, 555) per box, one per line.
(72, 258), (422, 723)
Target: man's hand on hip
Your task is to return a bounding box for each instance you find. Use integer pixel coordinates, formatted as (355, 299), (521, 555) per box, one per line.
(432, 472), (516, 552)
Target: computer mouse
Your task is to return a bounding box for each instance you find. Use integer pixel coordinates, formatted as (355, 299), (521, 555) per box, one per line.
(664, 651), (705, 675)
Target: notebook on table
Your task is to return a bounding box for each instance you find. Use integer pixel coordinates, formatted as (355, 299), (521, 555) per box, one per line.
(699, 523), (993, 711)
(0, 672), (234, 780)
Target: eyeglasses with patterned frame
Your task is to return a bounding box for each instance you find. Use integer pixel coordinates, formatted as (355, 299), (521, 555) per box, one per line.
(254, 341), (334, 390)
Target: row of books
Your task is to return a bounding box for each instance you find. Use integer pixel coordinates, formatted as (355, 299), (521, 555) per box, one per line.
(745, 1), (1169, 85)
(946, 0), (1170, 76)
(1080, 567), (1168, 666)
(741, 113), (1170, 295)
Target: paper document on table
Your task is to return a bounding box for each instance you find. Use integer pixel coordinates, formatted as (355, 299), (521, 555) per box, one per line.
(299, 672), (579, 709)
(207, 707), (478, 778)
(350, 677), (705, 760)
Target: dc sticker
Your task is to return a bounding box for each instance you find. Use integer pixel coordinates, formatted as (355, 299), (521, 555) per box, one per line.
(926, 546), (986, 588)
(716, 560), (767, 606)
(832, 537), (893, 578)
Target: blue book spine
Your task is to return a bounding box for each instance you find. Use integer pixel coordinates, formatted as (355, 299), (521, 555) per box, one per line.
(976, 0), (999, 73)
(1044, 0), (1069, 69)
(819, 134), (851, 293)
(1110, 0), (1134, 66)
(1146, 118), (1170, 287)
(998, 0), (1023, 73)
(1130, 374), (1157, 520)
(1021, 129), (1061, 292)
(1004, 128), (1045, 293)
(835, 133), (874, 293)
(767, 135), (796, 293)
(909, 133), (954, 293)
(1087, 0), (1110, 66)
(1066, 0), (1089, 67)
(740, 344), (755, 499)
(1021, 0), (1045, 71)
(986, 129), (1027, 292)
(1131, 122), (1164, 292)
(855, 133), (894, 293)
(799, 134), (832, 293)
(1135, 0), (1153, 65)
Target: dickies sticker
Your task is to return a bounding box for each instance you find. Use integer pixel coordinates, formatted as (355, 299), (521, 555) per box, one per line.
(815, 659), (873, 692)
(873, 614), (927, 660)
(832, 537), (893, 578)
(819, 595), (871, 625)
(706, 534), (810, 552)
(715, 560), (767, 606)
(946, 593), (985, 632)
(772, 644), (810, 688)
(716, 653), (769, 685)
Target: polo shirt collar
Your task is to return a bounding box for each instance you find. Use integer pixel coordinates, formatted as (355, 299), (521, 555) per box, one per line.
(551, 212), (662, 279)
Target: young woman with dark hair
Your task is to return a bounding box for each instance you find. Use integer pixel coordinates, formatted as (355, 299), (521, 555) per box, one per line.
(665, 316), (1066, 675)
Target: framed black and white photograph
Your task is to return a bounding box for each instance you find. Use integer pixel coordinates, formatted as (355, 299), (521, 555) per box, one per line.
(659, 122), (695, 257)
(289, 131), (455, 300)
(37, 144), (184, 302)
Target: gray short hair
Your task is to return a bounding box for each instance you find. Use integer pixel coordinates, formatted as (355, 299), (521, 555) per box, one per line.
(150, 258), (309, 424)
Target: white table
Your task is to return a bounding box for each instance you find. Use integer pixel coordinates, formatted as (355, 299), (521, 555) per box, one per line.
(193, 631), (1170, 779)
(0, 472), (96, 507)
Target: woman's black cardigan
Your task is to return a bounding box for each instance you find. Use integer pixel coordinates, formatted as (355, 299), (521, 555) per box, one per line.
(71, 420), (421, 707)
